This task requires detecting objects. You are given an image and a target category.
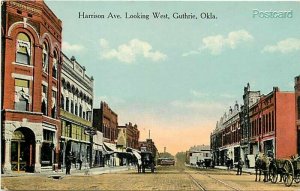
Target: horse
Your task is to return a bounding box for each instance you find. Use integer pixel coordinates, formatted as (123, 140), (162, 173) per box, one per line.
(255, 153), (270, 182)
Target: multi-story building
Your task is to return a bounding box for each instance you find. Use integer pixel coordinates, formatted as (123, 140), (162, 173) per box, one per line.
(117, 122), (140, 150)
(139, 139), (158, 162)
(93, 101), (118, 143)
(211, 83), (297, 167)
(248, 87), (296, 159)
(296, 75), (300, 154)
(59, 54), (94, 169)
(1, 1), (62, 173)
(239, 83), (260, 160)
(210, 102), (241, 165)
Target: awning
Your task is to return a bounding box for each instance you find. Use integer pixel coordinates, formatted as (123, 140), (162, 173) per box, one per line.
(115, 151), (134, 159)
(102, 143), (114, 155)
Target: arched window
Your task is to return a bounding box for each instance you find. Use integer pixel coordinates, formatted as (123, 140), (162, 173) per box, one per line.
(61, 95), (64, 109)
(298, 96), (300, 120)
(75, 103), (78, 115)
(16, 33), (31, 65)
(42, 43), (49, 72)
(66, 97), (69, 112)
(79, 104), (82, 117)
(41, 85), (48, 115)
(70, 100), (74, 114)
(52, 51), (58, 78)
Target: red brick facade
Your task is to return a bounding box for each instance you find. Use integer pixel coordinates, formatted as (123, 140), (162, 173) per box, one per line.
(93, 102), (118, 143)
(1, 1), (62, 173)
(117, 122), (140, 149)
(295, 76), (300, 154)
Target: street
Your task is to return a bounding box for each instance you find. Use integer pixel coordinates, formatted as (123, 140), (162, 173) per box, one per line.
(1, 165), (299, 190)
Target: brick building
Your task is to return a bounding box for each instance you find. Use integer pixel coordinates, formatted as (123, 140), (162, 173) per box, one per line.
(1, 1), (62, 173)
(117, 122), (140, 150)
(59, 54), (94, 169)
(139, 139), (158, 162)
(93, 102), (118, 143)
(295, 75), (300, 154)
(211, 84), (297, 167)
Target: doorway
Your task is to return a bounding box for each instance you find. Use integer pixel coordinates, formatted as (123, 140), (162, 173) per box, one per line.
(11, 128), (35, 172)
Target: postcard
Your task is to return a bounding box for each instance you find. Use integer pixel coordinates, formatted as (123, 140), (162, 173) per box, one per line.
(1, 1), (300, 190)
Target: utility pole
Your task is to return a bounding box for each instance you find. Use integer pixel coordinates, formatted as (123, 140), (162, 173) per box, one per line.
(148, 129), (151, 139)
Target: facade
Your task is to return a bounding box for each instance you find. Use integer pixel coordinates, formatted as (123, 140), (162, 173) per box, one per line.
(93, 102), (118, 143)
(296, 75), (300, 154)
(210, 102), (241, 166)
(239, 83), (261, 161)
(139, 139), (159, 162)
(1, 1), (62, 173)
(211, 84), (297, 167)
(188, 145), (211, 165)
(117, 122), (140, 150)
(60, 54), (94, 169)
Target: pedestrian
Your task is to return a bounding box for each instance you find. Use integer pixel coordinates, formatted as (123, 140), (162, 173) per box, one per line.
(66, 152), (73, 175)
(236, 157), (244, 175)
(78, 155), (83, 170)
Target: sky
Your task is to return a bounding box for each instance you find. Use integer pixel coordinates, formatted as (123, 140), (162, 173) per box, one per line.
(46, 1), (300, 155)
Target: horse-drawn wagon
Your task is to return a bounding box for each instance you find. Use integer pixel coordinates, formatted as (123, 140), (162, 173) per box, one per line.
(280, 156), (300, 187)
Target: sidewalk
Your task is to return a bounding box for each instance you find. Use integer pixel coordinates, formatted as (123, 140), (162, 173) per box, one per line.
(1, 165), (136, 178)
(187, 164), (256, 174)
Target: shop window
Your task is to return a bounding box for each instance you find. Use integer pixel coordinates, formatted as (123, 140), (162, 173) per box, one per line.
(14, 79), (30, 111)
(16, 33), (31, 65)
(52, 51), (58, 78)
(41, 85), (47, 115)
(42, 43), (49, 73)
(51, 90), (57, 118)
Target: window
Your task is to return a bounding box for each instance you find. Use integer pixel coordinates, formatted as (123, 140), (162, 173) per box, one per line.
(42, 43), (49, 72)
(16, 33), (31, 65)
(52, 51), (58, 78)
(66, 97), (69, 112)
(79, 105), (82, 117)
(43, 129), (54, 142)
(61, 95), (64, 109)
(83, 111), (85, 119)
(51, 90), (57, 118)
(75, 103), (78, 115)
(41, 85), (47, 115)
(71, 100), (74, 114)
(14, 79), (29, 111)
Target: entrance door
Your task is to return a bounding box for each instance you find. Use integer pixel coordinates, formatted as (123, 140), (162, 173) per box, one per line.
(11, 141), (27, 171)
(11, 128), (35, 172)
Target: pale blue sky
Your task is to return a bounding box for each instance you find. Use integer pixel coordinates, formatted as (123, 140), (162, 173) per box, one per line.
(46, 1), (300, 154)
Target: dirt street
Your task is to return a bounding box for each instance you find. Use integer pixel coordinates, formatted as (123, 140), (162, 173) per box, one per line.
(1, 166), (299, 190)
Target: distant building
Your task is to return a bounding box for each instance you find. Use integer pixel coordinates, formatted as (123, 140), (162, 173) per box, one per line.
(188, 145), (211, 166)
(139, 139), (158, 162)
(93, 102), (118, 143)
(211, 84), (297, 167)
(117, 122), (140, 150)
(1, 1), (62, 173)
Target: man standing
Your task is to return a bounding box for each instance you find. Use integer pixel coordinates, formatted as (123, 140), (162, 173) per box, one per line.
(236, 157), (244, 175)
(66, 152), (73, 175)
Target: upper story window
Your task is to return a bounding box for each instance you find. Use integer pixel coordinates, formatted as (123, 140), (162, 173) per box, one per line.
(51, 90), (57, 118)
(41, 85), (48, 115)
(42, 43), (49, 73)
(16, 33), (31, 65)
(15, 79), (30, 111)
(52, 51), (58, 78)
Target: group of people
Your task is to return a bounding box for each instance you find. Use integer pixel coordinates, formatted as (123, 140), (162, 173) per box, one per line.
(65, 152), (83, 175)
(225, 157), (245, 175)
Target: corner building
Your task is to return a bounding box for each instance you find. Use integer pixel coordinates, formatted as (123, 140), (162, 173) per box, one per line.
(1, 1), (62, 173)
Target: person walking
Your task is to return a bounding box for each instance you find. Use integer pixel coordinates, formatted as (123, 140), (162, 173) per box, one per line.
(236, 157), (244, 175)
(66, 152), (73, 175)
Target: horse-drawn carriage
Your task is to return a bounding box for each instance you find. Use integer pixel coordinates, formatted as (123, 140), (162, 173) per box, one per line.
(256, 154), (300, 187)
(138, 151), (155, 173)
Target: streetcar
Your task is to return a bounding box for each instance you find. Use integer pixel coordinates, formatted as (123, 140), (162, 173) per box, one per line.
(157, 158), (175, 166)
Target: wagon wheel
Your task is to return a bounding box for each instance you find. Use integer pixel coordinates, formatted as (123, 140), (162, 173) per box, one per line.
(270, 165), (278, 183)
(283, 160), (294, 187)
